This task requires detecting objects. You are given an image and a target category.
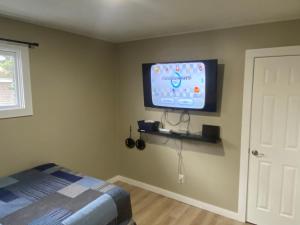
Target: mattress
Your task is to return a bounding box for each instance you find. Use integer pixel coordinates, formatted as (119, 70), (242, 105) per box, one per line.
(0, 163), (135, 225)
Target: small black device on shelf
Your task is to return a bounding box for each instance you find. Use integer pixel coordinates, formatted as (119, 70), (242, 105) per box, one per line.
(138, 120), (160, 132)
(202, 124), (220, 140)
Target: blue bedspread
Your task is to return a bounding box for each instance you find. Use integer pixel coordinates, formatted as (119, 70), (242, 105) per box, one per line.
(0, 163), (134, 225)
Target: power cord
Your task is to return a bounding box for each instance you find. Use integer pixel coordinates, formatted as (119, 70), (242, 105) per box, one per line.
(160, 110), (188, 184)
(176, 140), (184, 184)
(161, 110), (191, 132)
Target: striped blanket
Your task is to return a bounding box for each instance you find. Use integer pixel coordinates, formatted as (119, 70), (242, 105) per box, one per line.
(0, 163), (135, 225)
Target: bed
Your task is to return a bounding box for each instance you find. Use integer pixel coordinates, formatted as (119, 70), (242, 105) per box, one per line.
(0, 163), (135, 225)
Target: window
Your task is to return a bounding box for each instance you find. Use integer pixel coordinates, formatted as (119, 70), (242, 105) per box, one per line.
(0, 42), (32, 119)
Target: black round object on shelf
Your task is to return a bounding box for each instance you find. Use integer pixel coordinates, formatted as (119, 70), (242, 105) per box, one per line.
(136, 139), (146, 150)
(136, 133), (146, 151)
(125, 126), (135, 149)
(125, 138), (135, 149)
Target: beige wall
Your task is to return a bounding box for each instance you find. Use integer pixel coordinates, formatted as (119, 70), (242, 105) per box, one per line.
(116, 19), (300, 211)
(0, 17), (118, 179)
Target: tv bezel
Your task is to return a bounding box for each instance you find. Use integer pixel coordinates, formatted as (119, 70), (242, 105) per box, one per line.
(142, 59), (218, 112)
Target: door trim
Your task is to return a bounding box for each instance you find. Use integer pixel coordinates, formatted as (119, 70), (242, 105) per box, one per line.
(239, 45), (300, 222)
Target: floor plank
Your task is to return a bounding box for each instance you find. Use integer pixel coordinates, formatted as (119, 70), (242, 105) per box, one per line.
(115, 181), (251, 225)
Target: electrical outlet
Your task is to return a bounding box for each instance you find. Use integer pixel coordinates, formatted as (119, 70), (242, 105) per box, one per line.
(178, 174), (184, 184)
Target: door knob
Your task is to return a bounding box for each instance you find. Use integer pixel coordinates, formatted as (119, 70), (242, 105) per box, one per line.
(252, 150), (264, 157)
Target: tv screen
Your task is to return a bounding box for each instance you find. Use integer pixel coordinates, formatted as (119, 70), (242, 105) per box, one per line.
(142, 60), (218, 112)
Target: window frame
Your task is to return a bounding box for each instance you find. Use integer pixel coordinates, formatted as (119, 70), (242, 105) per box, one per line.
(0, 42), (33, 119)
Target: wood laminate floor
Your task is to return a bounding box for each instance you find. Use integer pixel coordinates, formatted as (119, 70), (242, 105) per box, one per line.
(116, 181), (252, 225)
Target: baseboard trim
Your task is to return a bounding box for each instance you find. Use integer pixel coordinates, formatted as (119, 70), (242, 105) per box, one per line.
(107, 175), (122, 184)
(108, 175), (243, 222)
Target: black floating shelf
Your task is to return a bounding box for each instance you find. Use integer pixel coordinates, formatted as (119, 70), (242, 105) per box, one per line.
(138, 129), (221, 144)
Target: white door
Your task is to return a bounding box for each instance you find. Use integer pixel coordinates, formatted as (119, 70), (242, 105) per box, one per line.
(247, 55), (300, 225)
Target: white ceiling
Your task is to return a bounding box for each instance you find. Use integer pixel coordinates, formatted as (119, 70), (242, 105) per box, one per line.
(0, 0), (299, 43)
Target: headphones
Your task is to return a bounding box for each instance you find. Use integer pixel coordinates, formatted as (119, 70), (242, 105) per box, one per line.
(136, 133), (146, 151)
(125, 125), (146, 151)
(125, 126), (136, 149)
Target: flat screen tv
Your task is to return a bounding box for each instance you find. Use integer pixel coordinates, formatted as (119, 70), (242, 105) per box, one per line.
(142, 59), (218, 112)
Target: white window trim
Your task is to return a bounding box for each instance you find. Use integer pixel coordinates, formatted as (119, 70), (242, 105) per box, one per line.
(0, 42), (33, 119)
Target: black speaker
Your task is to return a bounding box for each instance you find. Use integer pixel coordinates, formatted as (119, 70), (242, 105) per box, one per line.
(202, 125), (220, 139)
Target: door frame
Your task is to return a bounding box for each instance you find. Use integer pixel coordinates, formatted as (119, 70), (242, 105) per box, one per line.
(238, 45), (300, 222)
